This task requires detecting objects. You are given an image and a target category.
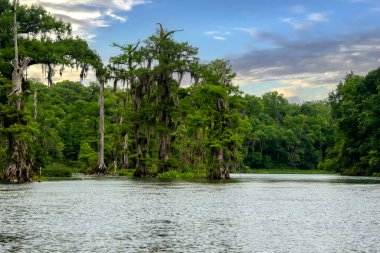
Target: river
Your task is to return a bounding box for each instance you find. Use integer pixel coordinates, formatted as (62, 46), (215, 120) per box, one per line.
(1, 174), (380, 252)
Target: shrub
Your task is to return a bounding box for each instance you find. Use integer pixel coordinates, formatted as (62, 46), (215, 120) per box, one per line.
(42, 163), (73, 177)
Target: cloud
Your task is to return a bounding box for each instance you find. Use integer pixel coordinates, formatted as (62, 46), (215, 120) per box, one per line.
(204, 30), (231, 41)
(204, 31), (219, 35)
(213, 36), (227, 41)
(24, 0), (149, 41)
(106, 9), (128, 23)
(27, 65), (96, 85)
(235, 27), (258, 37)
(281, 11), (329, 31)
(235, 27), (286, 46)
(281, 17), (314, 30)
(230, 30), (380, 100)
(307, 12), (328, 22)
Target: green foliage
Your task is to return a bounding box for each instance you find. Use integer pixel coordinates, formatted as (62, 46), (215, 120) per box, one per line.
(116, 169), (135, 177)
(157, 170), (203, 180)
(0, 1), (101, 182)
(243, 92), (334, 171)
(78, 140), (97, 170)
(0, 1), (100, 81)
(42, 163), (73, 177)
(323, 69), (380, 175)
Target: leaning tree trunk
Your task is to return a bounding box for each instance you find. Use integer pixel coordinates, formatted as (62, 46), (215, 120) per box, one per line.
(4, 0), (32, 183)
(96, 81), (107, 174)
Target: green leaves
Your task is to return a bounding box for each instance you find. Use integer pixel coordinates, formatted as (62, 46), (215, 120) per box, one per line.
(0, 0), (100, 83)
(325, 68), (380, 175)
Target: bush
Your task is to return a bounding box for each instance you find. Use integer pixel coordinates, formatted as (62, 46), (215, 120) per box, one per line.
(42, 163), (73, 177)
(116, 169), (134, 176)
(157, 170), (204, 179)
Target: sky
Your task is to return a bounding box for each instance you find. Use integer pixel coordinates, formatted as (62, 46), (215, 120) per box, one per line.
(24, 0), (380, 102)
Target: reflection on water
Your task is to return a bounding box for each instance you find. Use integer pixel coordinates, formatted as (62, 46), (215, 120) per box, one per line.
(1, 174), (380, 252)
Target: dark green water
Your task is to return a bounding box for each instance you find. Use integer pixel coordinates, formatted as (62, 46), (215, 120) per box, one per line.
(1, 174), (379, 252)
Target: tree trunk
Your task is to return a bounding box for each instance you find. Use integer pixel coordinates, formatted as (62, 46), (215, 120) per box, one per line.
(158, 135), (170, 171)
(4, 0), (32, 183)
(216, 148), (230, 179)
(12, 0), (22, 110)
(133, 124), (147, 177)
(122, 133), (129, 168)
(97, 81), (107, 174)
(33, 88), (37, 120)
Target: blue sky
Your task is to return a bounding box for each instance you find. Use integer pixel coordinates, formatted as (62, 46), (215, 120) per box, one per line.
(26, 0), (380, 102)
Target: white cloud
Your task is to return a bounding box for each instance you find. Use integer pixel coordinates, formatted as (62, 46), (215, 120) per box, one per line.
(281, 17), (313, 30)
(106, 9), (127, 23)
(213, 36), (226, 41)
(308, 12), (328, 22)
(24, 0), (149, 11)
(281, 11), (328, 31)
(23, 0), (149, 41)
(204, 31), (219, 35)
(204, 30), (231, 40)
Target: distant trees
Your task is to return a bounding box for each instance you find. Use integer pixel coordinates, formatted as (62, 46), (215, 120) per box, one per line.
(243, 92), (334, 170)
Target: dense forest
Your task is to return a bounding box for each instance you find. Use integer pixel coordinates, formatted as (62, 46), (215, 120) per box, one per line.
(0, 0), (379, 182)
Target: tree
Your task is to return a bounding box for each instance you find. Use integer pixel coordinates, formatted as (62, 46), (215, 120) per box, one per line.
(0, 0), (100, 182)
(175, 60), (248, 179)
(110, 24), (198, 177)
(95, 65), (109, 174)
(323, 69), (380, 175)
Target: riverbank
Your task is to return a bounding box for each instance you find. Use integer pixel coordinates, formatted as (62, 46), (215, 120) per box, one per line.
(243, 168), (337, 175)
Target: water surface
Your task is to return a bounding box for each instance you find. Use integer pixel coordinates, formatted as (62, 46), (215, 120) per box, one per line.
(1, 174), (379, 252)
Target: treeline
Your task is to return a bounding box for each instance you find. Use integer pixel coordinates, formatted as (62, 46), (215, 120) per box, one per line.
(0, 0), (379, 182)
(1, 80), (335, 177)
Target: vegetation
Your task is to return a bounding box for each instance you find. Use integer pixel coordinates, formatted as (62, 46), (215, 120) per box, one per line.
(0, 1), (379, 182)
(41, 163), (72, 177)
(319, 70), (380, 176)
(0, 0), (100, 182)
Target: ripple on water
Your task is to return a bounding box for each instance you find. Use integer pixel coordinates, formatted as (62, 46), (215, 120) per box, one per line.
(1, 175), (380, 252)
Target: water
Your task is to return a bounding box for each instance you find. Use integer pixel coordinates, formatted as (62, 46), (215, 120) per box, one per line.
(1, 174), (380, 252)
